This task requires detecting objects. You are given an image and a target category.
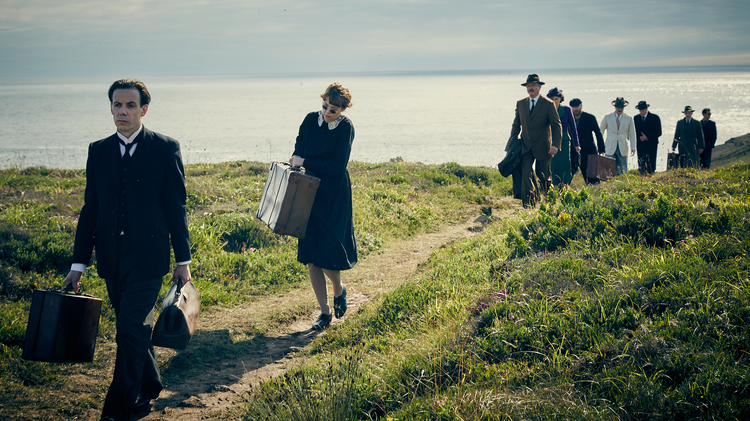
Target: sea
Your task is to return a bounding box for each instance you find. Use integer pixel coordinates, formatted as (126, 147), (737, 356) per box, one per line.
(1, 67), (749, 172)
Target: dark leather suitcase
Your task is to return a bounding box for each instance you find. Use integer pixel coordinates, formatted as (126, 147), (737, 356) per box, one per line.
(22, 289), (102, 363)
(257, 162), (320, 239)
(667, 152), (680, 170)
(587, 154), (616, 181)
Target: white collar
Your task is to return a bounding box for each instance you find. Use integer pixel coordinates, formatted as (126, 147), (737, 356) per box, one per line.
(117, 125), (143, 144)
(318, 111), (345, 130)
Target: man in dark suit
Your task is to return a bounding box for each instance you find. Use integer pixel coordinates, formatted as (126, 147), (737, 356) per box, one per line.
(633, 101), (662, 175)
(64, 79), (192, 421)
(672, 105), (705, 168)
(509, 74), (562, 207)
(700, 108), (717, 169)
(570, 98), (605, 184)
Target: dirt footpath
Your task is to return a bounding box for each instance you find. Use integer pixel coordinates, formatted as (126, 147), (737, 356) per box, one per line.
(129, 213), (498, 421)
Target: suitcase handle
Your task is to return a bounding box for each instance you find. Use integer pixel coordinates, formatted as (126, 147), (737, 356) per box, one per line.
(57, 283), (97, 298)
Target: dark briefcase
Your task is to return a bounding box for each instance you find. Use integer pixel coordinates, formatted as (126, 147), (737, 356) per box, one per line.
(257, 162), (320, 239)
(586, 154), (616, 181)
(667, 152), (680, 170)
(152, 281), (200, 350)
(22, 288), (102, 363)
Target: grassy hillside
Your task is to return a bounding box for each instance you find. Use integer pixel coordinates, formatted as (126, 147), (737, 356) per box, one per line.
(241, 165), (750, 420)
(2, 159), (750, 420)
(0, 160), (512, 420)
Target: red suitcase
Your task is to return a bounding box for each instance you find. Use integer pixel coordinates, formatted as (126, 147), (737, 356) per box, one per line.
(22, 289), (102, 363)
(587, 154), (617, 181)
(257, 162), (320, 239)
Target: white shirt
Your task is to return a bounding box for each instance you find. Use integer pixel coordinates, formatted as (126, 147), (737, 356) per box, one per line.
(117, 125), (142, 157)
(529, 96), (538, 111)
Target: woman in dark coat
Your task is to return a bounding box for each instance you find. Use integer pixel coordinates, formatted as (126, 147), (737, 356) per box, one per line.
(290, 83), (357, 330)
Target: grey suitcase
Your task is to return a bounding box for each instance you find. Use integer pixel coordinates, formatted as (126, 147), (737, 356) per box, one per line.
(257, 162), (320, 239)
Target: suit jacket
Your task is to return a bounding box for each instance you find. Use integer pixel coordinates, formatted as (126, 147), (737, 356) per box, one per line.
(575, 111), (605, 155)
(600, 112), (637, 156)
(702, 119), (717, 149)
(672, 118), (705, 152)
(509, 95), (562, 160)
(633, 112), (662, 147)
(72, 127), (191, 280)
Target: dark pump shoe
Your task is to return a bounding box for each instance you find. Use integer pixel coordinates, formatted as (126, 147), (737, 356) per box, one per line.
(334, 284), (348, 319)
(132, 394), (153, 414)
(100, 417), (115, 421)
(312, 313), (332, 330)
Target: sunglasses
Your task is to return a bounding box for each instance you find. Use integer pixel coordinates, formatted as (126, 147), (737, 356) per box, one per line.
(322, 104), (339, 114)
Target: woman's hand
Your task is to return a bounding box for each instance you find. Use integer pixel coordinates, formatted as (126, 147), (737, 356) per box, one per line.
(290, 155), (305, 167)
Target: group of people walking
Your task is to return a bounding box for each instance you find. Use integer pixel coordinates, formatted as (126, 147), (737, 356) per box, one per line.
(504, 73), (718, 207)
(55, 73), (722, 420)
(63, 79), (357, 421)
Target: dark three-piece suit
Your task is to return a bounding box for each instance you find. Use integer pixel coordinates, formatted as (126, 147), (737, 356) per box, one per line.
(634, 112), (662, 174)
(72, 127), (191, 420)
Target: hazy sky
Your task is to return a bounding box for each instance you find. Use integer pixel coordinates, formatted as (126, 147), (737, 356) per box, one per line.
(1, 0), (749, 78)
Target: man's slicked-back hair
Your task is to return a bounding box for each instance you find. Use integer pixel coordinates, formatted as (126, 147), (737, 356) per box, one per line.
(108, 78), (151, 107)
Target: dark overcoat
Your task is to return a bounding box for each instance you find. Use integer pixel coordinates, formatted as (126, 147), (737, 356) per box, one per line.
(672, 118), (705, 168)
(293, 112), (357, 271)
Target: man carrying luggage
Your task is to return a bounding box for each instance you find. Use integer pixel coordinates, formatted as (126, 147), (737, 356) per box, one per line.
(64, 78), (192, 421)
(672, 105), (705, 168)
(508, 74), (563, 207)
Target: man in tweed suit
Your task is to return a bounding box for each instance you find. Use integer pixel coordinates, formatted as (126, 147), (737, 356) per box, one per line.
(508, 74), (562, 207)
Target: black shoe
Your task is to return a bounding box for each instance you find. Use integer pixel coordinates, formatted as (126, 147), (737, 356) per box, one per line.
(132, 394), (153, 414)
(333, 285), (347, 319)
(100, 417), (115, 421)
(312, 313), (332, 330)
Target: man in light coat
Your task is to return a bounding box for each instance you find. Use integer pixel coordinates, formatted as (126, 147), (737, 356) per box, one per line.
(672, 105), (705, 168)
(600, 97), (637, 175)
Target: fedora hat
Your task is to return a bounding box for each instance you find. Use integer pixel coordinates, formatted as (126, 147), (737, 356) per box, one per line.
(611, 97), (629, 108)
(522, 74), (545, 86)
(635, 101), (649, 110)
(683, 105), (695, 113)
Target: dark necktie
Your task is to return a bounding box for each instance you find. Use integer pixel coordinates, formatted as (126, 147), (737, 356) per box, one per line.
(119, 138), (138, 164)
(530, 98), (536, 114)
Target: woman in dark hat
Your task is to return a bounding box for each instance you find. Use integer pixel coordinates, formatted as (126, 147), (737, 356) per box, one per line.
(547, 87), (580, 186)
(289, 82), (357, 330)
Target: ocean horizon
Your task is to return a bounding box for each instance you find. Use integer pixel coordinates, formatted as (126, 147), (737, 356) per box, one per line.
(2, 66), (749, 172)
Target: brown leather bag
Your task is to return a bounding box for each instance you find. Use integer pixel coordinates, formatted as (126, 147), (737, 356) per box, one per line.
(152, 281), (200, 350)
